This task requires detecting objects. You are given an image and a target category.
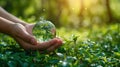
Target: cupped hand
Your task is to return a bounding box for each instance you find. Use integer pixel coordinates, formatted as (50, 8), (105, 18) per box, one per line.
(15, 37), (62, 52)
(11, 23), (63, 52)
(10, 23), (37, 45)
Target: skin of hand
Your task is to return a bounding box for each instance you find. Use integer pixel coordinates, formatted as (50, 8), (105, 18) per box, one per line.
(0, 7), (27, 26)
(13, 23), (63, 52)
(0, 7), (63, 52)
(0, 17), (62, 52)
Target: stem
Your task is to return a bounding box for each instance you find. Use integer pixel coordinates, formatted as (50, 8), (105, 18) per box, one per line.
(118, 23), (120, 33)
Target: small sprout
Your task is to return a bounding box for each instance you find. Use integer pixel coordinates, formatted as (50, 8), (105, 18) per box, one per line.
(71, 34), (79, 45)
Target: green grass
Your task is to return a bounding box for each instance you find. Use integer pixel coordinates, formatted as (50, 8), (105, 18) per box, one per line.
(0, 24), (120, 67)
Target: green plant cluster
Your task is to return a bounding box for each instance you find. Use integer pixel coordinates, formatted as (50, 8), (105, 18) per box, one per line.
(0, 24), (120, 67)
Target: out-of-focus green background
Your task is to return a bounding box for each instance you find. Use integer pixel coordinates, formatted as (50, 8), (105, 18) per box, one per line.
(0, 0), (120, 28)
(0, 1), (120, 66)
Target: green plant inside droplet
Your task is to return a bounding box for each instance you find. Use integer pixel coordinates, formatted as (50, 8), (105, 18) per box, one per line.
(33, 20), (56, 42)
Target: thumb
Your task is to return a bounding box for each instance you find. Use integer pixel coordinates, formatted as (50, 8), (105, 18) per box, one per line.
(19, 30), (37, 45)
(12, 23), (37, 45)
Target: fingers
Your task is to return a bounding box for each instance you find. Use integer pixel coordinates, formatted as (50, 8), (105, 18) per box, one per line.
(34, 38), (62, 52)
(14, 23), (37, 45)
(46, 38), (63, 52)
(15, 37), (37, 50)
(20, 31), (37, 45)
(15, 36), (63, 53)
(39, 38), (63, 53)
(38, 38), (58, 51)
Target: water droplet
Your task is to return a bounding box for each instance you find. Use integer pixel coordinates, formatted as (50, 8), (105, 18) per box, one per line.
(104, 45), (108, 48)
(56, 53), (64, 58)
(97, 65), (103, 67)
(33, 19), (56, 42)
(62, 61), (67, 66)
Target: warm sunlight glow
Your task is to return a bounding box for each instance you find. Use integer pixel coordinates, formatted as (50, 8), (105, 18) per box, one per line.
(84, 0), (98, 8)
(68, 0), (80, 14)
(68, 0), (98, 14)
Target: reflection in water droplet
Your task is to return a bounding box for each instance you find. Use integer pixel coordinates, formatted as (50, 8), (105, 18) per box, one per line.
(33, 20), (56, 42)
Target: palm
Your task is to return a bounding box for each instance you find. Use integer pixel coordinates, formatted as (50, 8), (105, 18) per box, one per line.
(25, 24), (35, 35)
(14, 23), (62, 53)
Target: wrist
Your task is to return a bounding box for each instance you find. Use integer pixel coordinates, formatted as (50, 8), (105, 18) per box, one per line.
(0, 17), (15, 35)
(8, 23), (17, 36)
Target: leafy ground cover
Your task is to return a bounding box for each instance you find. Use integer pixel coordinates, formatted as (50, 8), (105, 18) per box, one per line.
(0, 24), (120, 67)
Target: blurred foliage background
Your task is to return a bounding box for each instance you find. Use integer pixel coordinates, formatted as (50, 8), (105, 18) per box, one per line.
(0, 0), (120, 66)
(0, 0), (120, 28)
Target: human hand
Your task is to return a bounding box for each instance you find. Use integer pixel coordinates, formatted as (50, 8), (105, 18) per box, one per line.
(0, 8), (63, 52)
(15, 37), (62, 52)
(10, 23), (37, 45)
(10, 23), (63, 52)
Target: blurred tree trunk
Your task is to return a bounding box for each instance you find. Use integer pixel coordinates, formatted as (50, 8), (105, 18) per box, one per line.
(55, 0), (62, 27)
(78, 0), (84, 27)
(47, 0), (69, 27)
(56, 0), (70, 27)
(105, 0), (113, 22)
(47, 0), (57, 26)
